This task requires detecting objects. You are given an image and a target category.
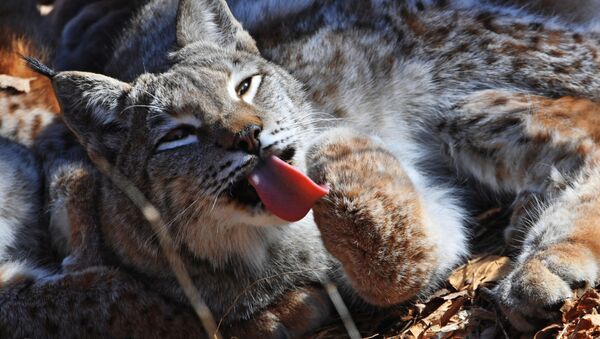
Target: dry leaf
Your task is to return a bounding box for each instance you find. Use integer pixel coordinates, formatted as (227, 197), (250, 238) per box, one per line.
(533, 290), (600, 339)
(581, 314), (600, 326)
(533, 324), (561, 339)
(407, 321), (427, 338)
(563, 290), (600, 323)
(404, 297), (470, 338)
(423, 299), (453, 324)
(563, 314), (600, 338)
(448, 255), (512, 291)
(0, 74), (35, 93)
(439, 297), (466, 326)
(437, 322), (465, 334)
(441, 290), (469, 301)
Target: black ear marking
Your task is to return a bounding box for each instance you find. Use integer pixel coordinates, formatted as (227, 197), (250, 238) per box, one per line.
(22, 56), (57, 78)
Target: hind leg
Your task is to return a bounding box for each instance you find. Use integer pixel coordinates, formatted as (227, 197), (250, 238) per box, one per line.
(495, 161), (600, 331)
(496, 185), (600, 330)
(449, 90), (600, 331)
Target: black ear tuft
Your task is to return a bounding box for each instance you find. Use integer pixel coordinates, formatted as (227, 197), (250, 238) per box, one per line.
(22, 56), (57, 78)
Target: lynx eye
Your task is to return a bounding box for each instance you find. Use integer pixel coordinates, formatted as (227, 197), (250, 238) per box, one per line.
(235, 75), (262, 103)
(156, 125), (198, 152)
(236, 78), (251, 96)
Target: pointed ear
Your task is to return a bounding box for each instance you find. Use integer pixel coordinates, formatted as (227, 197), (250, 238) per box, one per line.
(176, 0), (258, 54)
(52, 71), (131, 159)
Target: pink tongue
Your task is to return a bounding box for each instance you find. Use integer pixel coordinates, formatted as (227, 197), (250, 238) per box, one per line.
(248, 156), (328, 222)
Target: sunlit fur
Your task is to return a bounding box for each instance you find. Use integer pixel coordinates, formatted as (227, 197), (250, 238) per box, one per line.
(4, 0), (600, 336)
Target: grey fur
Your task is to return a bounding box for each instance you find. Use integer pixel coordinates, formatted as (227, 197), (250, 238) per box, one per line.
(0, 137), (53, 273)
(5, 0), (600, 336)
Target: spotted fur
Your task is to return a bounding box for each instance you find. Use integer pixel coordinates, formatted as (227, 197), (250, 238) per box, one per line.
(0, 2), (59, 147)
(4, 0), (600, 336)
(0, 0), (59, 287)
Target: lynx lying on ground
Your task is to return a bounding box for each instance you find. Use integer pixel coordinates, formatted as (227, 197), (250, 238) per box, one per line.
(4, 0), (600, 336)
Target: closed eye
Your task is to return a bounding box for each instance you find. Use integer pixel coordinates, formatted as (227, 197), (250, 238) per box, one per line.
(156, 125), (199, 152)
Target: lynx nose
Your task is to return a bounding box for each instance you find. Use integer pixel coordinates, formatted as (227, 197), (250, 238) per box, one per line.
(234, 124), (262, 155)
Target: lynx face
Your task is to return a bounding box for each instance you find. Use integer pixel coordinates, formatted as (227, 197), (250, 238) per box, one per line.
(49, 0), (316, 261)
(140, 46), (314, 228)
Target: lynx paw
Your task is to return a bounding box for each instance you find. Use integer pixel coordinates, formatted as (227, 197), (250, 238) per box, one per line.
(306, 128), (436, 306)
(495, 245), (597, 332)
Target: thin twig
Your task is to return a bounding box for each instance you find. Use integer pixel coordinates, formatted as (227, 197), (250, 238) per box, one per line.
(93, 156), (222, 339)
(95, 156), (361, 339)
(323, 279), (361, 339)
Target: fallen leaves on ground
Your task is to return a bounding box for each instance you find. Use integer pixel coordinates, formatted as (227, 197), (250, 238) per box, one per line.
(448, 255), (512, 292)
(395, 255), (510, 339)
(535, 290), (600, 339)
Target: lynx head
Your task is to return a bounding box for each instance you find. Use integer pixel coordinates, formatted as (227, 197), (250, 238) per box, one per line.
(47, 0), (316, 267)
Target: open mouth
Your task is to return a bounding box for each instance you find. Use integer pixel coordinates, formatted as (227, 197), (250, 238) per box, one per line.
(227, 146), (297, 207)
(229, 179), (262, 206)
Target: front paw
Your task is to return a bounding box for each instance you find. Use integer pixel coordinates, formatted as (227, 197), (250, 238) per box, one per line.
(306, 128), (436, 306)
(306, 129), (416, 255)
(495, 246), (597, 332)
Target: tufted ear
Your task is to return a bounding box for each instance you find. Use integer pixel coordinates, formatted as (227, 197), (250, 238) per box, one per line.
(51, 71), (131, 160)
(176, 0), (258, 54)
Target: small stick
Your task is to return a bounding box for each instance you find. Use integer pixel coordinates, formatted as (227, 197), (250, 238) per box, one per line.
(93, 156), (222, 339)
(323, 279), (361, 339)
(95, 154), (361, 339)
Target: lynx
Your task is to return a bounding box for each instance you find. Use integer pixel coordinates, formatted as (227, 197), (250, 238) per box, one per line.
(3, 0), (600, 337)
